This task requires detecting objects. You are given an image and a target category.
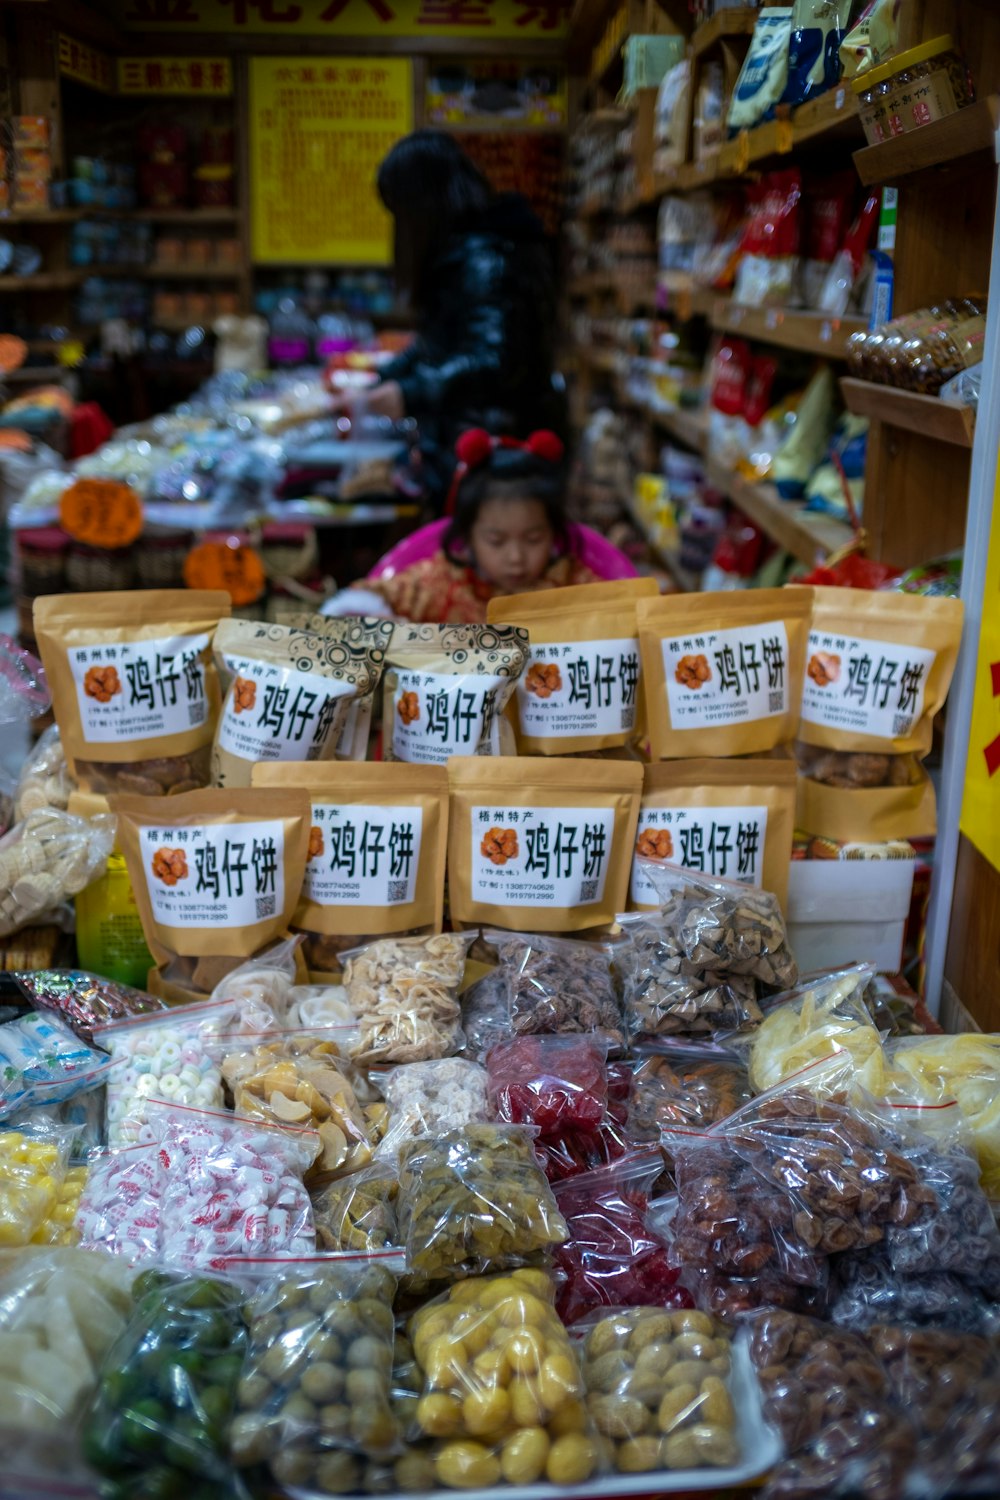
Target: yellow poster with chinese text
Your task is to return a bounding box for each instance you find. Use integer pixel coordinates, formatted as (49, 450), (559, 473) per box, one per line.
(115, 0), (569, 41)
(249, 57), (412, 267)
(960, 455), (1000, 872)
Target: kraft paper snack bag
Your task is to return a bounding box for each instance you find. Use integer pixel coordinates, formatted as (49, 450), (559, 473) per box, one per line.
(488, 577), (659, 755)
(798, 587), (963, 758)
(383, 623), (529, 764)
(112, 787), (310, 1001)
(796, 762), (938, 842)
(638, 587), (812, 758)
(630, 758), (797, 910)
(286, 612), (395, 760)
(252, 762), (447, 977)
(211, 618), (383, 787)
(35, 590), (230, 795)
(448, 756), (642, 932)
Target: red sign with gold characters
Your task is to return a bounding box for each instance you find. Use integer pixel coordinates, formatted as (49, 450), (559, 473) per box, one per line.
(118, 57), (234, 95)
(115, 0), (569, 39)
(60, 480), (144, 551)
(58, 34), (116, 93)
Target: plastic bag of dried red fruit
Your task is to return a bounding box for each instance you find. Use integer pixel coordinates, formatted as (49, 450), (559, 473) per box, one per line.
(552, 1151), (691, 1324)
(532, 1063), (649, 1185)
(485, 929), (626, 1050)
(486, 1034), (610, 1138)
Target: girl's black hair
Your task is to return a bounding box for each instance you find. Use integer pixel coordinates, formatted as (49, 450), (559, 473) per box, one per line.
(443, 445), (571, 561)
(376, 130), (492, 308)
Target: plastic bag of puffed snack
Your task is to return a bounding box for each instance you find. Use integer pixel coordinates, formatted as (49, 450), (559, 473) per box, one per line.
(375, 1057), (489, 1163)
(342, 931), (474, 1064)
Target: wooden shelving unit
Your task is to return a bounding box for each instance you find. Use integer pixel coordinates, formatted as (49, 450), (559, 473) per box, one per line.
(0, 271), (84, 291)
(704, 458), (854, 566)
(854, 95), (1000, 187)
(690, 6), (758, 57)
(710, 302), (867, 360)
(841, 378), (977, 448)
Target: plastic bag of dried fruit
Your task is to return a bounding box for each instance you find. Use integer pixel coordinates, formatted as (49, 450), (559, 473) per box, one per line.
(487, 929), (626, 1049)
(343, 931), (474, 1064)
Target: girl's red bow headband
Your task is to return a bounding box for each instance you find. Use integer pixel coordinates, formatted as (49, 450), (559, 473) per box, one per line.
(445, 428), (565, 515)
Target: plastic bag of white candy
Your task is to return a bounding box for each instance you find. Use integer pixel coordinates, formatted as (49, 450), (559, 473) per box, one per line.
(374, 1058), (489, 1163)
(0, 1010), (114, 1121)
(76, 1101), (318, 1267)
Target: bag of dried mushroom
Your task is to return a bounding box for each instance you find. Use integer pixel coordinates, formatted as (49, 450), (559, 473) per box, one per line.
(111, 786), (310, 1002)
(637, 587), (812, 759)
(211, 618), (384, 787)
(383, 623), (528, 763)
(286, 612), (395, 760)
(34, 590), (231, 795)
(631, 759), (797, 910)
(487, 577), (658, 754)
(252, 762), (448, 979)
(795, 587), (961, 840)
(448, 756), (642, 933)
(342, 931), (476, 1063)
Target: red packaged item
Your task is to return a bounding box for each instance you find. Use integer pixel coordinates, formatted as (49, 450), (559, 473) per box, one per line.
(742, 355), (779, 428)
(553, 1153), (691, 1324)
(486, 1034), (609, 1137)
(532, 1062), (640, 1183)
(735, 168), (802, 307)
(710, 337), (752, 415)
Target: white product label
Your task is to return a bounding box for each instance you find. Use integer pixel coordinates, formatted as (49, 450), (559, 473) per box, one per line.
(391, 670), (506, 764)
(218, 656), (354, 765)
(516, 637), (641, 740)
(800, 630), (935, 741)
(306, 802), (422, 908)
(470, 804), (615, 909)
(630, 803), (768, 905)
(70, 633), (211, 744)
(661, 621), (789, 730)
(139, 820), (285, 929)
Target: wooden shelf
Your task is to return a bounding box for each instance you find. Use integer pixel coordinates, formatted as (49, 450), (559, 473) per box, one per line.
(691, 6), (759, 57)
(705, 457), (853, 565)
(792, 86), (860, 146)
(657, 273), (716, 320)
(0, 271), (82, 291)
(645, 402), (708, 454)
(143, 265), (242, 280)
(710, 301), (867, 359)
(840, 377), (976, 447)
(0, 209), (83, 224)
(853, 95), (1000, 187)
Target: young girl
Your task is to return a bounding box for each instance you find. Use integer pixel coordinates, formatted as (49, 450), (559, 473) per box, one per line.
(341, 430), (601, 624)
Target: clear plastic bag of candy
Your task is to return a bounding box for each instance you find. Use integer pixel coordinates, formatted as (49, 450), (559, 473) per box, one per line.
(408, 1268), (603, 1489)
(13, 724), (73, 823)
(488, 930), (626, 1049)
(553, 1152), (688, 1324)
(0, 1010), (114, 1120)
(487, 1034), (610, 1138)
(343, 932), (474, 1064)
(617, 913), (763, 1040)
(313, 1164), (399, 1252)
(578, 1306), (742, 1473)
(93, 995), (236, 1145)
(397, 1123), (568, 1279)
(12, 968), (164, 1042)
(0, 1116), (76, 1247)
(375, 1057), (489, 1163)
(0, 807), (114, 938)
(736, 963), (886, 1095)
(81, 1267), (249, 1500)
(532, 1061), (640, 1185)
(208, 935), (303, 1032)
(226, 1252), (402, 1490)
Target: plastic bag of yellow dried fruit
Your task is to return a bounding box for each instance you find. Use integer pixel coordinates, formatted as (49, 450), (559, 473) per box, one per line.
(409, 1268), (603, 1488)
(220, 1028), (374, 1184)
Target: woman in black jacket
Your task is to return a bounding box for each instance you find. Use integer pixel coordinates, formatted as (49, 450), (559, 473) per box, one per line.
(361, 130), (560, 507)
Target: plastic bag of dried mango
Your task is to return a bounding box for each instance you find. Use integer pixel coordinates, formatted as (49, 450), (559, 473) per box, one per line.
(409, 1268), (604, 1488)
(883, 1033), (1000, 1200)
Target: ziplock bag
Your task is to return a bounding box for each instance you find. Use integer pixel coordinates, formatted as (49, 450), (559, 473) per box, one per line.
(11, 969), (164, 1042)
(342, 930), (474, 1064)
(81, 1267), (249, 1500)
(313, 1165), (399, 1252)
(0, 1117), (76, 1247)
(0, 807), (114, 938)
(631, 1041), (752, 1135)
(553, 1153), (687, 1324)
(0, 1011), (114, 1120)
(374, 1057), (488, 1164)
(617, 911), (763, 1040)
(226, 1251), (402, 1489)
(640, 857), (799, 986)
(460, 969), (513, 1062)
(882, 1032), (1000, 1199)
(739, 963), (885, 1095)
(489, 929), (625, 1048)
(487, 1034), (610, 1138)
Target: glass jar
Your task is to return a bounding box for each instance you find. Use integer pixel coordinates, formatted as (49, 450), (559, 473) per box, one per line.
(852, 59), (896, 145)
(888, 35), (973, 133)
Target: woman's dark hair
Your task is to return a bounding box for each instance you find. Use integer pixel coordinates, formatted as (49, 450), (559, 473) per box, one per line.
(443, 446), (571, 560)
(377, 130), (492, 307)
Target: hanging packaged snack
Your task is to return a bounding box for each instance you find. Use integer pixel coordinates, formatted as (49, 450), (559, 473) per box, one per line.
(579, 1306), (741, 1473)
(111, 786), (311, 1001)
(313, 1164), (400, 1252)
(228, 1253), (402, 1489)
(286, 611), (396, 760)
(408, 1268), (601, 1488)
(799, 586), (963, 757)
(489, 929), (625, 1046)
(397, 1122), (568, 1277)
(553, 1154), (688, 1323)
(383, 622), (528, 764)
(727, 8), (794, 132)
(81, 1269), (248, 1498)
(638, 587), (812, 759)
(375, 1057), (489, 1163)
(219, 1028), (373, 1183)
(0, 806), (114, 938)
(211, 618), (383, 788)
(631, 758), (796, 911)
(487, 577), (658, 755)
(252, 761), (448, 979)
(487, 1035), (610, 1137)
(342, 931), (474, 1064)
(34, 590), (230, 795)
(448, 757), (642, 933)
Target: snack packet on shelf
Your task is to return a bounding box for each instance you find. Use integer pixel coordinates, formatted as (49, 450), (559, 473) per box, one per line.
(342, 931), (473, 1064)
(488, 577), (658, 755)
(448, 757), (642, 933)
(34, 590), (230, 795)
(408, 1268), (602, 1488)
(111, 786), (311, 1001)
(252, 761), (448, 979)
(383, 622), (528, 763)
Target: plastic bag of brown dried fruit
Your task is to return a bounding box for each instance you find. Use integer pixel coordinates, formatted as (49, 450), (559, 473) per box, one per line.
(486, 929), (626, 1049)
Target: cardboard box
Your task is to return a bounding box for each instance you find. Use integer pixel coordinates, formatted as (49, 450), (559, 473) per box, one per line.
(787, 856), (915, 973)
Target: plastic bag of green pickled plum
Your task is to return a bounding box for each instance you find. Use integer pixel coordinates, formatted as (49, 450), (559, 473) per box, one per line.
(81, 1268), (250, 1500)
(224, 1251), (403, 1494)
